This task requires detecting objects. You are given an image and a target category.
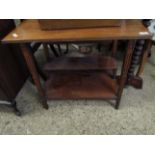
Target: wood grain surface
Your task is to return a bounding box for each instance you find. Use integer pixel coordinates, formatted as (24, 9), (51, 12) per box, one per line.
(2, 20), (151, 43)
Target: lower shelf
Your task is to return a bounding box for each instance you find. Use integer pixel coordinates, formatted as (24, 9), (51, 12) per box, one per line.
(45, 72), (118, 100)
(44, 56), (117, 73)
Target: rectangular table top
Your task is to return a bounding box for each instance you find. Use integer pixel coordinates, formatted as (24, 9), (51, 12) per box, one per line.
(2, 19), (152, 43)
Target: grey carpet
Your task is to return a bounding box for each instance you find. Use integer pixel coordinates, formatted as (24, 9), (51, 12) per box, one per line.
(0, 47), (155, 135)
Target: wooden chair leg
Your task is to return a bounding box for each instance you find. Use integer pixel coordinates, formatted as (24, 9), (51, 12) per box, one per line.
(111, 40), (118, 57)
(57, 44), (62, 55)
(49, 44), (59, 57)
(32, 42), (42, 53)
(43, 43), (50, 61)
(20, 44), (48, 109)
(115, 40), (135, 109)
(64, 43), (69, 54)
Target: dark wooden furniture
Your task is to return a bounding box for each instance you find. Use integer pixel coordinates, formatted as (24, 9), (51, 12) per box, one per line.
(38, 19), (122, 30)
(2, 20), (151, 110)
(127, 19), (152, 88)
(0, 20), (29, 115)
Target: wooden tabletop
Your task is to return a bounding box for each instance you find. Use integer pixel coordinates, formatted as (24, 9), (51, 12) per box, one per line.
(2, 20), (152, 43)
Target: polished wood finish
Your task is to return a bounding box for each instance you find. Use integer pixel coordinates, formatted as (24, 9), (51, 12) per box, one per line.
(115, 41), (135, 109)
(20, 44), (48, 109)
(2, 20), (151, 43)
(38, 19), (122, 30)
(45, 72), (118, 100)
(44, 56), (117, 72)
(2, 19), (152, 109)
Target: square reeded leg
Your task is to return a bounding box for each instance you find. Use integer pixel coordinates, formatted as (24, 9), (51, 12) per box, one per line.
(20, 43), (49, 109)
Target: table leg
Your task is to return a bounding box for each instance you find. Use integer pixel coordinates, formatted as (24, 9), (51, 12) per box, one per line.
(115, 40), (135, 109)
(20, 44), (49, 109)
(27, 44), (47, 81)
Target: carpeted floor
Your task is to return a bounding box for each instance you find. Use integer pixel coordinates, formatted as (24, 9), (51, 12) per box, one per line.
(0, 47), (155, 135)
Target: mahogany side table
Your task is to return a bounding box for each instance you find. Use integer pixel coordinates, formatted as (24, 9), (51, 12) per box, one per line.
(2, 20), (152, 110)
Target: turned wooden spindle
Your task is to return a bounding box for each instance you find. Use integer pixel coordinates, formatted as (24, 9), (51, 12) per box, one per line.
(128, 19), (152, 82)
(128, 40), (145, 78)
